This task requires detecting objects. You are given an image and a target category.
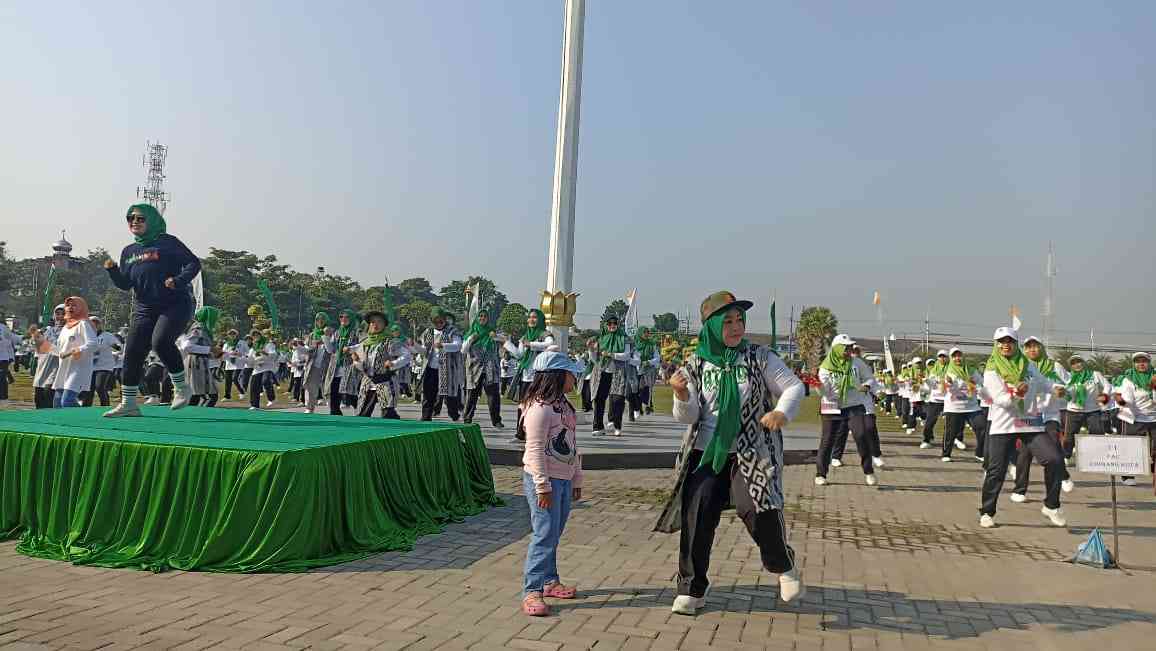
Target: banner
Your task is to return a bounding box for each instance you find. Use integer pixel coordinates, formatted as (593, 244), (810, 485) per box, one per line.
(40, 264), (57, 325)
(623, 288), (638, 335)
(769, 294), (777, 352)
(466, 282), (481, 324)
(191, 272), (204, 312)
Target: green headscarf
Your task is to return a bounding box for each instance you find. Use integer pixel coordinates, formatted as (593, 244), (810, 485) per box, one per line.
(598, 319), (626, 355)
(944, 356), (974, 384)
(464, 311), (495, 353)
(517, 309), (548, 374)
(361, 314), (389, 350)
(1027, 341), (1060, 380)
(635, 328), (656, 364)
(126, 203), (167, 246)
(194, 306), (220, 341)
(335, 309), (356, 356)
(986, 342), (1030, 411)
(695, 308), (748, 474)
(1122, 358), (1154, 396)
(820, 344), (855, 403)
(252, 330), (268, 350)
(1066, 361), (1094, 408)
(311, 312), (330, 340)
(389, 324), (406, 343)
(931, 355), (949, 379)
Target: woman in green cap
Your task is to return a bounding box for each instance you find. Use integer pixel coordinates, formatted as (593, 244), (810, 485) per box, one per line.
(302, 312), (334, 414)
(462, 308), (506, 428)
(655, 291), (807, 616)
(179, 306), (220, 407)
(418, 307), (464, 421)
(322, 309), (363, 415)
(102, 203), (202, 416)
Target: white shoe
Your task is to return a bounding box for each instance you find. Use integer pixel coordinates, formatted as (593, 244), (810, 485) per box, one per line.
(303, 408), (313, 414)
(266, 400), (275, 408)
(919, 442), (931, 449)
(239, 393), (247, 400)
(974, 455), (985, 463)
(979, 514), (995, 528)
(1063, 457), (1072, 467)
(954, 439), (967, 451)
(671, 592), (708, 616)
(778, 569), (805, 604)
(872, 456), (885, 468)
(814, 476), (827, 486)
(1010, 492), (1027, 503)
(103, 402), (141, 418)
(905, 428), (915, 434)
(865, 474), (878, 487)
(632, 410), (642, 421)
(591, 429), (606, 437)
(143, 396), (159, 405)
(1008, 466), (1017, 481)
(249, 406), (258, 411)
(941, 456), (952, 463)
(1122, 478), (1137, 486)
(1041, 506), (1067, 527)
(830, 458), (843, 468)
(170, 385), (192, 410)
(1062, 479), (1074, 493)
(612, 428), (622, 437)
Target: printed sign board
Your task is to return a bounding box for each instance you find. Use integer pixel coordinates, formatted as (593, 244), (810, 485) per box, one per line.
(1076, 435), (1151, 476)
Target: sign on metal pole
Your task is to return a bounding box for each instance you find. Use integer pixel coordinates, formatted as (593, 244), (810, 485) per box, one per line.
(1075, 435), (1151, 568)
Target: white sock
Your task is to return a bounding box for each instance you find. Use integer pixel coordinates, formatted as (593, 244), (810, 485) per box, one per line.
(170, 371), (187, 390)
(121, 386), (139, 407)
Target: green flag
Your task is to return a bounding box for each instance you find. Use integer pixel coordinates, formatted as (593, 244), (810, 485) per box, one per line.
(40, 264), (58, 325)
(383, 283), (398, 324)
(256, 279), (281, 332)
(769, 298), (777, 352)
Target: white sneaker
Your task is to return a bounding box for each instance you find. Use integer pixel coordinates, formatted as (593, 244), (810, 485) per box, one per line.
(865, 474), (878, 487)
(830, 458), (843, 468)
(103, 402), (141, 418)
(239, 393), (247, 400)
(1062, 479), (1075, 493)
(303, 408), (313, 414)
(1010, 492), (1027, 503)
(633, 410), (642, 421)
(591, 429), (606, 437)
(170, 385), (192, 410)
(954, 439), (967, 451)
(249, 406), (259, 411)
(974, 455), (985, 463)
(814, 476), (827, 486)
(671, 592), (708, 616)
(778, 569), (805, 604)
(1041, 506), (1067, 527)
(266, 400), (275, 408)
(1063, 457), (1072, 467)
(1122, 478), (1137, 486)
(612, 428), (622, 437)
(1008, 466), (1017, 481)
(919, 442), (932, 449)
(872, 456), (885, 468)
(905, 428), (915, 434)
(979, 514), (996, 528)
(143, 396), (159, 405)
(941, 456), (952, 463)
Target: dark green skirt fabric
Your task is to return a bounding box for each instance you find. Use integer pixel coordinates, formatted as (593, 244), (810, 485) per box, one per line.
(0, 407), (499, 572)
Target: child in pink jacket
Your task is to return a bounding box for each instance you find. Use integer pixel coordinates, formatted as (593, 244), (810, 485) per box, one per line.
(520, 352), (584, 616)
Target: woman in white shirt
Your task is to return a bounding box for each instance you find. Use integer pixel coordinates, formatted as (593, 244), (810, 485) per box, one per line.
(816, 335), (877, 485)
(979, 327), (1067, 528)
(246, 330), (279, 409)
(1059, 354), (1111, 455)
(81, 316), (120, 407)
(660, 291), (806, 616)
(33, 305), (66, 409)
(51, 297), (98, 408)
(939, 348), (986, 462)
(1113, 352), (1156, 485)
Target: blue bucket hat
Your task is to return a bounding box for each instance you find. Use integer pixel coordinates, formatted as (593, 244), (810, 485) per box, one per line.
(532, 351), (582, 378)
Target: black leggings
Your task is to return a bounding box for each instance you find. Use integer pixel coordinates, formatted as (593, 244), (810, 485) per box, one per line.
(817, 406), (874, 477)
(122, 299), (193, 387)
(249, 371), (276, 407)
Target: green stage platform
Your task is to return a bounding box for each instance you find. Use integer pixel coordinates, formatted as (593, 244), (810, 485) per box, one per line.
(0, 407), (499, 572)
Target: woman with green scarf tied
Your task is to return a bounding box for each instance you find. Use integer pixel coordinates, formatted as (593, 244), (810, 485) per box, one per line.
(979, 327), (1069, 529)
(635, 328), (662, 416)
(322, 309), (363, 415)
(349, 311), (411, 419)
(815, 334), (878, 485)
(1113, 352), (1156, 485)
(180, 306), (220, 407)
(657, 291), (806, 616)
(1012, 336), (1075, 499)
(301, 312), (334, 413)
(246, 329), (279, 410)
(502, 308), (556, 438)
(1058, 353), (1112, 460)
(940, 347), (987, 462)
(102, 203), (202, 417)
(419, 307), (466, 421)
(220, 328), (247, 400)
(589, 316), (638, 437)
(462, 309), (506, 428)
(918, 350), (951, 450)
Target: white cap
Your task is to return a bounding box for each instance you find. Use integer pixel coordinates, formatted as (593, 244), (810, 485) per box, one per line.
(949, 347), (961, 356)
(911, 356), (923, 363)
(936, 349), (949, 357)
(925, 359), (935, 366)
(992, 327), (1018, 341)
(831, 334), (856, 347)
(1133, 351), (1151, 361)
(1023, 335), (1043, 346)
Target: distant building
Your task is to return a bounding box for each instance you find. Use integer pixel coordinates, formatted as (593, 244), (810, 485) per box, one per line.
(7, 231), (92, 325)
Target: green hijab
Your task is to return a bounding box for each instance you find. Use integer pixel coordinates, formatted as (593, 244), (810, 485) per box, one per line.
(334, 309), (357, 368)
(1122, 359), (1154, 396)
(126, 203), (167, 246)
(931, 355), (949, 379)
(986, 342), (1030, 411)
(311, 312), (330, 340)
(252, 330), (268, 350)
(516, 309), (548, 373)
(635, 328), (656, 363)
(361, 314), (389, 350)
(193, 306), (219, 341)
(1066, 361), (1094, 408)
(464, 311), (496, 353)
(695, 308), (748, 474)
(820, 344), (855, 403)
(389, 324), (406, 344)
(1027, 342), (1059, 380)
(598, 320), (626, 355)
(944, 356), (973, 384)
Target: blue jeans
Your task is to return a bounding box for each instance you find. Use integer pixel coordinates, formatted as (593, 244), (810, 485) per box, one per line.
(53, 389), (80, 408)
(523, 472), (572, 596)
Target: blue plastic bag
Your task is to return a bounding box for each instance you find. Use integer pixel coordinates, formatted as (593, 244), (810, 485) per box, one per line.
(1072, 528), (1114, 568)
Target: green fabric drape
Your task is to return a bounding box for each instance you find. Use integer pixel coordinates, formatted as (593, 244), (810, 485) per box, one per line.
(0, 407), (499, 573)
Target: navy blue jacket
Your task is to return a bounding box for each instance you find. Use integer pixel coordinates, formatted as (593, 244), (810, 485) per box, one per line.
(107, 234), (201, 307)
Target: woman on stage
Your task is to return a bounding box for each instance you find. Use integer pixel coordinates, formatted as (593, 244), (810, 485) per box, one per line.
(656, 291), (806, 616)
(462, 308), (506, 428)
(103, 203), (201, 416)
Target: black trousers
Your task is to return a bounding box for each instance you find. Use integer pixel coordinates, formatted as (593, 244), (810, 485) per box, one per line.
(223, 368), (243, 399)
(189, 393), (219, 407)
(943, 411), (987, 458)
(289, 376), (303, 402)
(464, 382), (503, 426)
(983, 431), (1063, 515)
(358, 390), (400, 419)
(1061, 410), (1104, 458)
(240, 368), (253, 395)
(420, 368), (461, 421)
(580, 378), (592, 411)
(249, 372), (276, 408)
(639, 385), (652, 412)
(34, 386), (55, 409)
(677, 450), (795, 598)
(882, 394), (894, 414)
(122, 298), (193, 387)
(905, 401), (922, 430)
(328, 376), (344, 415)
(1118, 421), (1156, 480)
(832, 412), (881, 459)
(0, 360), (9, 400)
(817, 406), (874, 477)
(921, 401), (944, 443)
(80, 370), (114, 406)
(1014, 421), (1071, 493)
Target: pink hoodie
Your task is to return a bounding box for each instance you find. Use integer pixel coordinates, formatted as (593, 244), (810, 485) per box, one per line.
(522, 399), (583, 494)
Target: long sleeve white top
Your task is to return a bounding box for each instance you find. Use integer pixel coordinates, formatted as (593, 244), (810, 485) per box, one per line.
(0, 325), (20, 361)
(249, 343), (279, 374)
(52, 320), (98, 393)
(1032, 362), (1069, 423)
(982, 367), (1055, 435)
(818, 365), (868, 415)
(673, 352), (805, 452)
(1065, 371), (1112, 413)
(942, 370), (984, 413)
(503, 335), (558, 382)
(426, 330), (462, 370)
(852, 358), (878, 415)
(1117, 376), (1156, 424)
(90, 332), (120, 372)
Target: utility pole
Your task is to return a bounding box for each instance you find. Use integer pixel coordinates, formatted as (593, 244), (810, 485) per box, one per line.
(924, 310), (930, 355)
(788, 304), (796, 362)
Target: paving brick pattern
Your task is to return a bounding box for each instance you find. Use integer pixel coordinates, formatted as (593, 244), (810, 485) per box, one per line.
(3, 414), (1156, 650)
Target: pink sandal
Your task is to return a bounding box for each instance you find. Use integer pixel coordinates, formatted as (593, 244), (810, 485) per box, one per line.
(542, 582), (577, 599)
(523, 593), (549, 617)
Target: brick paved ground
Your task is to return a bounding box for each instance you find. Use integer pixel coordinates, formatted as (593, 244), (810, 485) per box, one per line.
(2, 413), (1155, 650)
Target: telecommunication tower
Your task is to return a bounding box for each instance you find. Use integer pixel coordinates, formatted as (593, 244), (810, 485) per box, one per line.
(137, 141), (171, 214)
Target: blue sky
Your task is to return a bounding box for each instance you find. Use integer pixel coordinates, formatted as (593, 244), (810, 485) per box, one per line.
(2, 1), (1154, 348)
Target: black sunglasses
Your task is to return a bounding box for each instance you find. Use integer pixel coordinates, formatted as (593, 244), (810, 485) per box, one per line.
(126, 215), (147, 223)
